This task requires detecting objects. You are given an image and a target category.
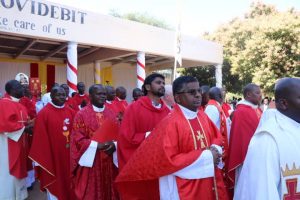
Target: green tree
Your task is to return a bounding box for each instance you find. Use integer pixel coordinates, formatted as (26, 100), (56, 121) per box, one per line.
(110, 10), (173, 30)
(184, 3), (300, 95)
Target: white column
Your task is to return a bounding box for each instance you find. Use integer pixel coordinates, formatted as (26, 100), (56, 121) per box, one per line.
(67, 42), (78, 95)
(215, 64), (222, 88)
(94, 61), (101, 84)
(136, 52), (145, 89)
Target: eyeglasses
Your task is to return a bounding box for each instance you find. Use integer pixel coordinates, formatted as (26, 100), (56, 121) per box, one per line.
(177, 88), (202, 96)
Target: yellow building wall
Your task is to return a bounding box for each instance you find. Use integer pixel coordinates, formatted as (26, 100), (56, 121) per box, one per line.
(101, 66), (113, 86)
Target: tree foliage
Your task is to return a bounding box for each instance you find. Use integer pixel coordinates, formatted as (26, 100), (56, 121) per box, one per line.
(183, 3), (300, 95)
(110, 10), (173, 30)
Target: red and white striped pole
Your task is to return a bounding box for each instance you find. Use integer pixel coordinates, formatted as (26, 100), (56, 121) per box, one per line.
(67, 42), (78, 96)
(136, 52), (145, 89)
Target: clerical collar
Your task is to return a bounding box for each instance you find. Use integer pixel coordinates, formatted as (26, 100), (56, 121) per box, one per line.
(106, 100), (112, 104)
(152, 101), (162, 109)
(50, 102), (65, 108)
(10, 96), (20, 102)
(92, 105), (105, 112)
(79, 94), (85, 97)
(117, 97), (123, 101)
(178, 104), (198, 119)
(237, 99), (258, 109)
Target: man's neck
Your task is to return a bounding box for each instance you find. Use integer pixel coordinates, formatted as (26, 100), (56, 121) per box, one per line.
(148, 94), (161, 106)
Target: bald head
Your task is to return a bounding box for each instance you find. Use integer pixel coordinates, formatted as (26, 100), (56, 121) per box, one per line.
(243, 83), (262, 105)
(208, 87), (223, 104)
(275, 77), (300, 122)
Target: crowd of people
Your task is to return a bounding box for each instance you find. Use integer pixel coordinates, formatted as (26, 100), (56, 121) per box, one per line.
(0, 73), (299, 200)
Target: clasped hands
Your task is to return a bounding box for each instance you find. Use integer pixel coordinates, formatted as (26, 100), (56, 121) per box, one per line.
(97, 141), (116, 156)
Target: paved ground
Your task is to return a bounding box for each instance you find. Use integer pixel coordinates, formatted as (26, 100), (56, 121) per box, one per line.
(27, 181), (47, 200)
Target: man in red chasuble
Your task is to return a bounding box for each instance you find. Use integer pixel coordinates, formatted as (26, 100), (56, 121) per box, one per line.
(227, 83), (262, 192)
(70, 82), (89, 111)
(116, 76), (229, 200)
(117, 73), (170, 199)
(0, 80), (29, 200)
(29, 86), (75, 200)
(71, 84), (119, 200)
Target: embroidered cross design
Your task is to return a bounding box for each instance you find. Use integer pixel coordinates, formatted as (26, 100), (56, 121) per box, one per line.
(284, 178), (300, 200)
(196, 131), (206, 148)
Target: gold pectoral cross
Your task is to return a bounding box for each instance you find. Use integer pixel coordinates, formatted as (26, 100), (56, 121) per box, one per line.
(196, 131), (206, 149)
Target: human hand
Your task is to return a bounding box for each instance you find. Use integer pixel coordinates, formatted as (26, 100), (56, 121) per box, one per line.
(210, 146), (221, 166)
(103, 141), (116, 156)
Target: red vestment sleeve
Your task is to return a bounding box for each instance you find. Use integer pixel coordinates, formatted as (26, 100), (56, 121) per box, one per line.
(29, 110), (56, 189)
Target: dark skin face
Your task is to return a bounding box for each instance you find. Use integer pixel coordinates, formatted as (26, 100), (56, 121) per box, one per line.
(246, 86), (262, 105)
(77, 82), (85, 95)
(51, 87), (66, 106)
(61, 84), (70, 97)
(276, 79), (300, 123)
(145, 77), (165, 97)
(90, 85), (107, 108)
(174, 82), (202, 112)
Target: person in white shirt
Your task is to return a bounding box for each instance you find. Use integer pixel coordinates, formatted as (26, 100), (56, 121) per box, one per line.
(234, 77), (300, 200)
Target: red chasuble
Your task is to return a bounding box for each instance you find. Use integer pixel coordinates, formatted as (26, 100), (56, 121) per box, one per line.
(70, 104), (119, 200)
(222, 103), (232, 118)
(116, 105), (229, 200)
(70, 93), (89, 111)
(227, 103), (262, 188)
(29, 103), (75, 200)
(0, 97), (28, 179)
(113, 98), (128, 113)
(117, 96), (170, 169)
(20, 96), (37, 171)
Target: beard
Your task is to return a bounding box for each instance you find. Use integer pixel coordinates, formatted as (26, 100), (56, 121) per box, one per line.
(152, 88), (165, 97)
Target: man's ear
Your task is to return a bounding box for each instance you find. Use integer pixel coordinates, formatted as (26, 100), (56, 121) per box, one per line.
(174, 94), (180, 104)
(277, 99), (288, 110)
(145, 84), (150, 92)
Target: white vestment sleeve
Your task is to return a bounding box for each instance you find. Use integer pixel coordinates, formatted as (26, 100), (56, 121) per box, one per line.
(5, 127), (25, 142)
(78, 140), (98, 167)
(173, 150), (214, 179)
(234, 132), (281, 200)
(205, 105), (220, 130)
(113, 141), (118, 168)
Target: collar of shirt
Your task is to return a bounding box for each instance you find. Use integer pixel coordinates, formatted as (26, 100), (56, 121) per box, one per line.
(152, 101), (162, 109)
(237, 99), (258, 109)
(178, 104), (198, 120)
(10, 95), (20, 102)
(106, 100), (112, 104)
(50, 101), (65, 108)
(92, 104), (105, 112)
(79, 94), (85, 97)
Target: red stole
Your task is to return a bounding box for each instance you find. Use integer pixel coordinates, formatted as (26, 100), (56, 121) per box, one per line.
(0, 97), (28, 179)
(71, 105), (119, 200)
(222, 103), (231, 118)
(206, 100), (229, 165)
(70, 94), (89, 111)
(29, 104), (75, 200)
(227, 104), (262, 188)
(116, 105), (228, 200)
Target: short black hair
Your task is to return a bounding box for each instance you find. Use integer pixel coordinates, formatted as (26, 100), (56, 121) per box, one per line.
(243, 83), (259, 98)
(173, 76), (198, 94)
(89, 84), (104, 95)
(142, 73), (165, 95)
(5, 80), (21, 94)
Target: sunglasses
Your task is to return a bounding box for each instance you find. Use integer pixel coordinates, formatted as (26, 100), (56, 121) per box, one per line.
(177, 88), (202, 96)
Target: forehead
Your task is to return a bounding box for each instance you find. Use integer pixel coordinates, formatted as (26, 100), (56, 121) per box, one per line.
(152, 77), (164, 83)
(182, 81), (199, 90)
(93, 86), (106, 93)
(54, 88), (65, 94)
